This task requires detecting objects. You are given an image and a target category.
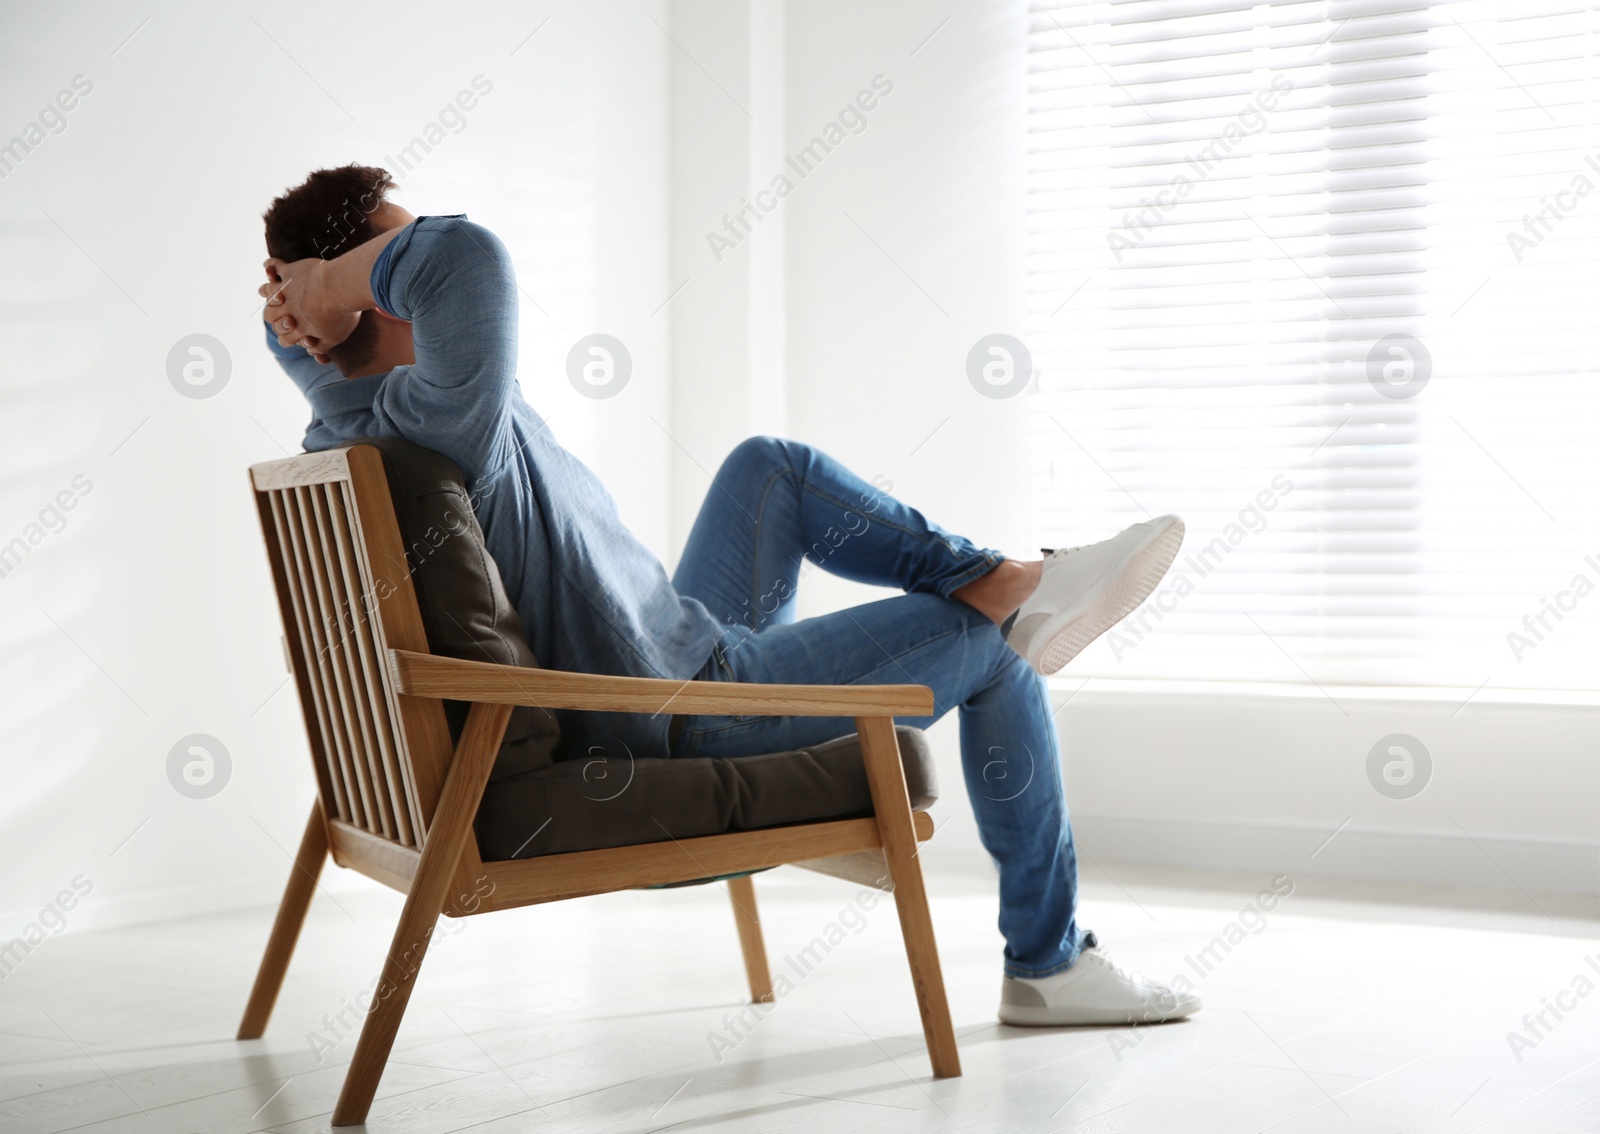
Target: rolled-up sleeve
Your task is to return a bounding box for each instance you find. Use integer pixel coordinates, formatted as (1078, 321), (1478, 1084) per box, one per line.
(369, 215), (519, 481)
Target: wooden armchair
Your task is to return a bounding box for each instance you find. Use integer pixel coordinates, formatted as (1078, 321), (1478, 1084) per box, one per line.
(235, 444), (961, 1126)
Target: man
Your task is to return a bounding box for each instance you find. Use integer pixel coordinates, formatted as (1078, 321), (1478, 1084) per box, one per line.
(259, 164), (1198, 1027)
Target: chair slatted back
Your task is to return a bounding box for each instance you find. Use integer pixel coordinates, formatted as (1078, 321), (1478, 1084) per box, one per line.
(250, 446), (455, 849)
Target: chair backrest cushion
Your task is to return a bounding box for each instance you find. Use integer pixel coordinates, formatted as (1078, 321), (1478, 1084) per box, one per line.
(355, 436), (560, 781)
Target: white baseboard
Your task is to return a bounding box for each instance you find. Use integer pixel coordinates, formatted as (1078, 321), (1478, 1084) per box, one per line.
(1070, 813), (1599, 896)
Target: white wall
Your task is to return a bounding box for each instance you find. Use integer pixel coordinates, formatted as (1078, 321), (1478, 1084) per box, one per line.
(781, 1), (1032, 566)
(0, 0), (677, 936)
(665, 0), (771, 533)
(665, 0), (1031, 558)
(780, 0), (1038, 889)
(1059, 684), (1599, 897)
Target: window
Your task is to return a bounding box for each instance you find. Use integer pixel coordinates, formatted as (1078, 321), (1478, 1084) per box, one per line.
(1026, 0), (1600, 691)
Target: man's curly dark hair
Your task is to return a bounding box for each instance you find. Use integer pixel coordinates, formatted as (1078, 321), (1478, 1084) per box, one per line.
(263, 164), (396, 261)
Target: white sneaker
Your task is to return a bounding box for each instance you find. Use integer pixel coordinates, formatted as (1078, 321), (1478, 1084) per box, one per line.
(1005, 515), (1185, 675)
(998, 946), (1202, 1027)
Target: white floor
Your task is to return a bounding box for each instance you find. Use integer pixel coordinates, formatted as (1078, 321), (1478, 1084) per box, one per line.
(2, 861), (1597, 1134)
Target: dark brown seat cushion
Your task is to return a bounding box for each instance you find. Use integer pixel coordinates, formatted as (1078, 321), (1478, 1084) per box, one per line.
(357, 438), (938, 863)
(475, 726), (936, 861)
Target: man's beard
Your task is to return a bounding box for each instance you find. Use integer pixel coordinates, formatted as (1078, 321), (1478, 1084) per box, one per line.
(328, 309), (381, 376)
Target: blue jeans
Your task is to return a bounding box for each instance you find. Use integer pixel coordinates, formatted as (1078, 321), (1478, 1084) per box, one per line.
(669, 437), (1093, 978)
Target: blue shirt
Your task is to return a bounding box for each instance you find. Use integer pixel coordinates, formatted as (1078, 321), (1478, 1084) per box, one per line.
(265, 215), (720, 762)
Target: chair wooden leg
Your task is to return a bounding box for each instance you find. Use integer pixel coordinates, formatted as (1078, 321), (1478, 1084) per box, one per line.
(727, 874), (774, 1003)
(332, 702), (511, 1127)
(238, 799), (329, 1040)
(856, 716), (962, 1078)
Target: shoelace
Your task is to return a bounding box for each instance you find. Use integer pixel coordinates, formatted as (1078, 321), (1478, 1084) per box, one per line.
(1079, 947), (1165, 993)
(1039, 544), (1088, 558)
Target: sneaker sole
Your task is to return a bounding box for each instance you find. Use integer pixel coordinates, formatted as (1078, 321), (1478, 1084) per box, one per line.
(998, 999), (1201, 1027)
(1029, 516), (1185, 675)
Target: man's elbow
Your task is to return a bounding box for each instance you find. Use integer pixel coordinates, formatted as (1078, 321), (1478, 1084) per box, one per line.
(436, 218), (516, 284)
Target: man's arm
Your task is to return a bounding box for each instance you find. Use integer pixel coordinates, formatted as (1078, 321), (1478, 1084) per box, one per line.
(266, 216), (519, 480)
(263, 224), (405, 357)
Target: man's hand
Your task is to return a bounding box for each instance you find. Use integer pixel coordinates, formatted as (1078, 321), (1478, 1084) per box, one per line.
(260, 257), (361, 363)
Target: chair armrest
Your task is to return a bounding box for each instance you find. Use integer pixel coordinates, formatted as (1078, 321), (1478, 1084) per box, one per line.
(384, 649), (934, 717)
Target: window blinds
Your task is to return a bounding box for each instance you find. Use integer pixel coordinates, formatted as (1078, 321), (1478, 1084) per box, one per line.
(1026, 0), (1600, 691)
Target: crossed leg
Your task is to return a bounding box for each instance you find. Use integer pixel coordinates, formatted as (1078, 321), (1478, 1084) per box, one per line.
(671, 436), (1093, 978)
